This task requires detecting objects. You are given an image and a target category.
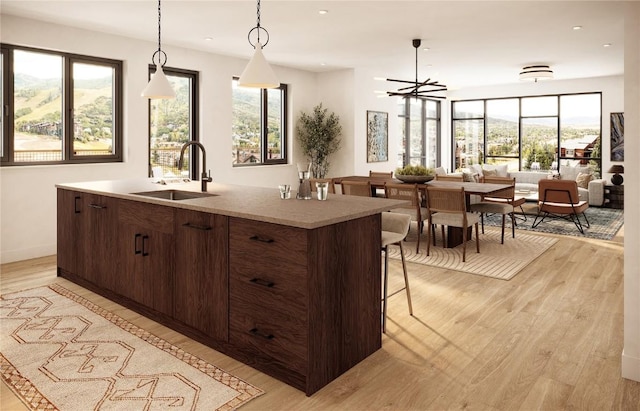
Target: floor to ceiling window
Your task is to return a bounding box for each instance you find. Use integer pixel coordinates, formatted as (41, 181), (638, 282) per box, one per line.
(148, 67), (198, 178)
(452, 92), (601, 175)
(397, 97), (441, 168)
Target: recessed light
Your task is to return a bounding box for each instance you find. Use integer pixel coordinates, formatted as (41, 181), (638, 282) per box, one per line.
(319, 9), (328, 15)
(373, 77), (386, 81)
(320, 63), (327, 66)
(603, 43), (612, 47)
(572, 25), (582, 30)
(204, 37), (213, 41)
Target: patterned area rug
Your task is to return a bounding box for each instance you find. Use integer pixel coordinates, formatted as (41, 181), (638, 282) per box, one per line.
(484, 203), (624, 240)
(1, 284), (263, 410)
(388, 227), (557, 281)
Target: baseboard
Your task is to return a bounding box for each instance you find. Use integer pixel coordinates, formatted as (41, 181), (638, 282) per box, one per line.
(622, 349), (640, 382)
(0, 244), (56, 264)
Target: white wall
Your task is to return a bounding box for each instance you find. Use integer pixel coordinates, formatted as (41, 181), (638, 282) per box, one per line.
(0, 14), (320, 263)
(622, 1), (640, 383)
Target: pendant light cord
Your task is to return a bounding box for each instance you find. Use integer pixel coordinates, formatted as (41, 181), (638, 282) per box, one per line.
(151, 0), (167, 67)
(247, 0), (269, 48)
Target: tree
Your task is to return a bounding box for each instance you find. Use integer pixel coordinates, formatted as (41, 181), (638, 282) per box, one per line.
(296, 103), (342, 178)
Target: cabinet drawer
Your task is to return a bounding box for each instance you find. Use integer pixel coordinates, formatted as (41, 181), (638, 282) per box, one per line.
(119, 200), (174, 234)
(229, 295), (308, 374)
(229, 217), (308, 280)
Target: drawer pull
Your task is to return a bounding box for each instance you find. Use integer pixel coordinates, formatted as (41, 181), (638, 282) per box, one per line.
(74, 196), (81, 213)
(250, 328), (274, 340)
(88, 203), (107, 209)
(249, 235), (274, 243)
(142, 235), (150, 256)
(250, 278), (275, 288)
(183, 222), (212, 231)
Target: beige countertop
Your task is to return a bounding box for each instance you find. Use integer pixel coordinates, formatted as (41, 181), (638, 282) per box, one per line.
(56, 179), (408, 229)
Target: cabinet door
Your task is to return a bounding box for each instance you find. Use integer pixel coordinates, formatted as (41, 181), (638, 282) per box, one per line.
(83, 194), (119, 291)
(57, 189), (86, 276)
(118, 200), (174, 316)
(174, 210), (228, 340)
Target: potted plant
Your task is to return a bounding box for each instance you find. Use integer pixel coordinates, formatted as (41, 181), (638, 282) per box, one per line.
(394, 164), (435, 183)
(296, 103), (342, 179)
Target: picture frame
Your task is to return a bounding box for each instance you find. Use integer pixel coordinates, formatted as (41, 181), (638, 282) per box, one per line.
(610, 112), (624, 161)
(366, 110), (388, 163)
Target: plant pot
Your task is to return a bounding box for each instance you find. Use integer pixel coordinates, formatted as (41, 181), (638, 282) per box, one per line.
(395, 175), (435, 183)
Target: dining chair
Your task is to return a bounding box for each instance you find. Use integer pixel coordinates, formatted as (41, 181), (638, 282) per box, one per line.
(533, 179), (590, 233)
(426, 186), (480, 262)
(381, 212), (413, 333)
(341, 180), (372, 197)
(384, 183), (430, 253)
(470, 177), (516, 244)
(434, 174), (464, 182)
(309, 178), (335, 194)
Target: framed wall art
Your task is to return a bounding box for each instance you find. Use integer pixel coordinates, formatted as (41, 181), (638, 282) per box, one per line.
(610, 112), (624, 161)
(366, 110), (388, 163)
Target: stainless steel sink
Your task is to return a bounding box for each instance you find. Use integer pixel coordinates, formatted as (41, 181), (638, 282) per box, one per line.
(130, 189), (218, 201)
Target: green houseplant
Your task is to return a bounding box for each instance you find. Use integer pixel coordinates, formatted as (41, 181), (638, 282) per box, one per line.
(296, 103), (342, 178)
(394, 165), (435, 183)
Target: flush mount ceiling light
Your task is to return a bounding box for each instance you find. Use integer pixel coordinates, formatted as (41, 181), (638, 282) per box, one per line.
(238, 0), (280, 89)
(141, 0), (175, 99)
(386, 39), (447, 99)
(519, 65), (554, 82)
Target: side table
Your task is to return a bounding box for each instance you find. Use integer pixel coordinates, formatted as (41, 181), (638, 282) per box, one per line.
(604, 184), (624, 209)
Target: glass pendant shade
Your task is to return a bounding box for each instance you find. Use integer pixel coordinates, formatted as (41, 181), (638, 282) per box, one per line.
(141, 64), (176, 99)
(238, 42), (280, 89)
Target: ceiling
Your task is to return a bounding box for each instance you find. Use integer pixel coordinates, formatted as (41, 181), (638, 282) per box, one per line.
(0, 1), (626, 90)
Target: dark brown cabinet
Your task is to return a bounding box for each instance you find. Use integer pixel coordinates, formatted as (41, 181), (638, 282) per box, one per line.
(58, 187), (383, 396)
(57, 190), (118, 291)
(174, 209), (228, 341)
(604, 184), (624, 209)
(118, 199), (174, 316)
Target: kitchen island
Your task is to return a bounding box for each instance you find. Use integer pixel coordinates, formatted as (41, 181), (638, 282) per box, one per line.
(56, 179), (407, 395)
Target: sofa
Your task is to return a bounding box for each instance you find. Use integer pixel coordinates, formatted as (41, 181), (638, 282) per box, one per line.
(469, 164), (606, 206)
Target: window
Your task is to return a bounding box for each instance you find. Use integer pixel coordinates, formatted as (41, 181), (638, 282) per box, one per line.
(0, 44), (122, 165)
(397, 97), (441, 168)
(231, 78), (287, 166)
(148, 67), (198, 178)
(451, 93), (601, 175)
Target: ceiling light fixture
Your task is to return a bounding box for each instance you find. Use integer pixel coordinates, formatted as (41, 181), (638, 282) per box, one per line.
(141, 0), (175, 99)
(386, 39), (447, 99)
(519, 65), (554, 82)
(238, 0), (279, 88)
(319, 10), (328, 15)
(572, 25), (582, 30)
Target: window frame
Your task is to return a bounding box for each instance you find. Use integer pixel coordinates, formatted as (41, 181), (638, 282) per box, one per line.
(0, 44), (123, 166)
(398, 96), (441, 168)
(451, 92), (602, 174)
(231, 77), (288, 167)
(147, 65), (199, 179)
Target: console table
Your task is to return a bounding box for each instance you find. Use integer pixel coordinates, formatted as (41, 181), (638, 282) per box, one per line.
(604, 184), (624, 209)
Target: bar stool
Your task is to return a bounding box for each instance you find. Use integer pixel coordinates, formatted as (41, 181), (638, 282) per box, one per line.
(381, 212), (413, 333)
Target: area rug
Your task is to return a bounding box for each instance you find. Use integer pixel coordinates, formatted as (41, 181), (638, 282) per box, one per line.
(484, 203), (624, 240)
(0, 284), (263, 411)
(388, 227), (557, 280)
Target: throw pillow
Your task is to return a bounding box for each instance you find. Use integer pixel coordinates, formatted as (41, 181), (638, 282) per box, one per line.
(462, 172), (475, 182)
(483, 169), (498, 177)
(434, 166), (447, 175)
(576, 172), (593, 189)
(470, 164), (483, 177)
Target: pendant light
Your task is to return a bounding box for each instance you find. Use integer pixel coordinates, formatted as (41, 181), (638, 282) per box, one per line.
(141, 0), (175, 99)
(238, 0), (280, 89)
(386, 39), (447, 99)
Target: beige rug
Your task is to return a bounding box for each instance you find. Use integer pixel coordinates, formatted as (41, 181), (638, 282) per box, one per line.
(1, 284), (263, 410)
(388, 226), (558, 280)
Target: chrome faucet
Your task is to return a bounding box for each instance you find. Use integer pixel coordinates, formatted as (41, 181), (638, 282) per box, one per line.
(178, 141), (212, 192)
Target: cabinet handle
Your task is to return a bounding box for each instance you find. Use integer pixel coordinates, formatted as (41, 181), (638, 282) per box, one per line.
(134, 234), (142, 254)
(182, 222), (212, 231)
(142, 235), (149, 256)
(249, 328), (274, 340)
(74, 196), (81, 214)
(88, 203), (107, 209)
(249, 235), (274, 243)
(250, 278), (275, 288)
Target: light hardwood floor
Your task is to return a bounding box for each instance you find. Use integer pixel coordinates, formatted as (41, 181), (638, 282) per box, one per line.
(2, 227), (638, 410)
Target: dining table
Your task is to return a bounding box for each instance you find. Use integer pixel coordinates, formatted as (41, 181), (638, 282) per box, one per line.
(334, 176), (512, 247)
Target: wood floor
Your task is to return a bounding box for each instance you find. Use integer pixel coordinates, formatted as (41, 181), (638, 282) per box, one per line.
(2, 227), (638, 410)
